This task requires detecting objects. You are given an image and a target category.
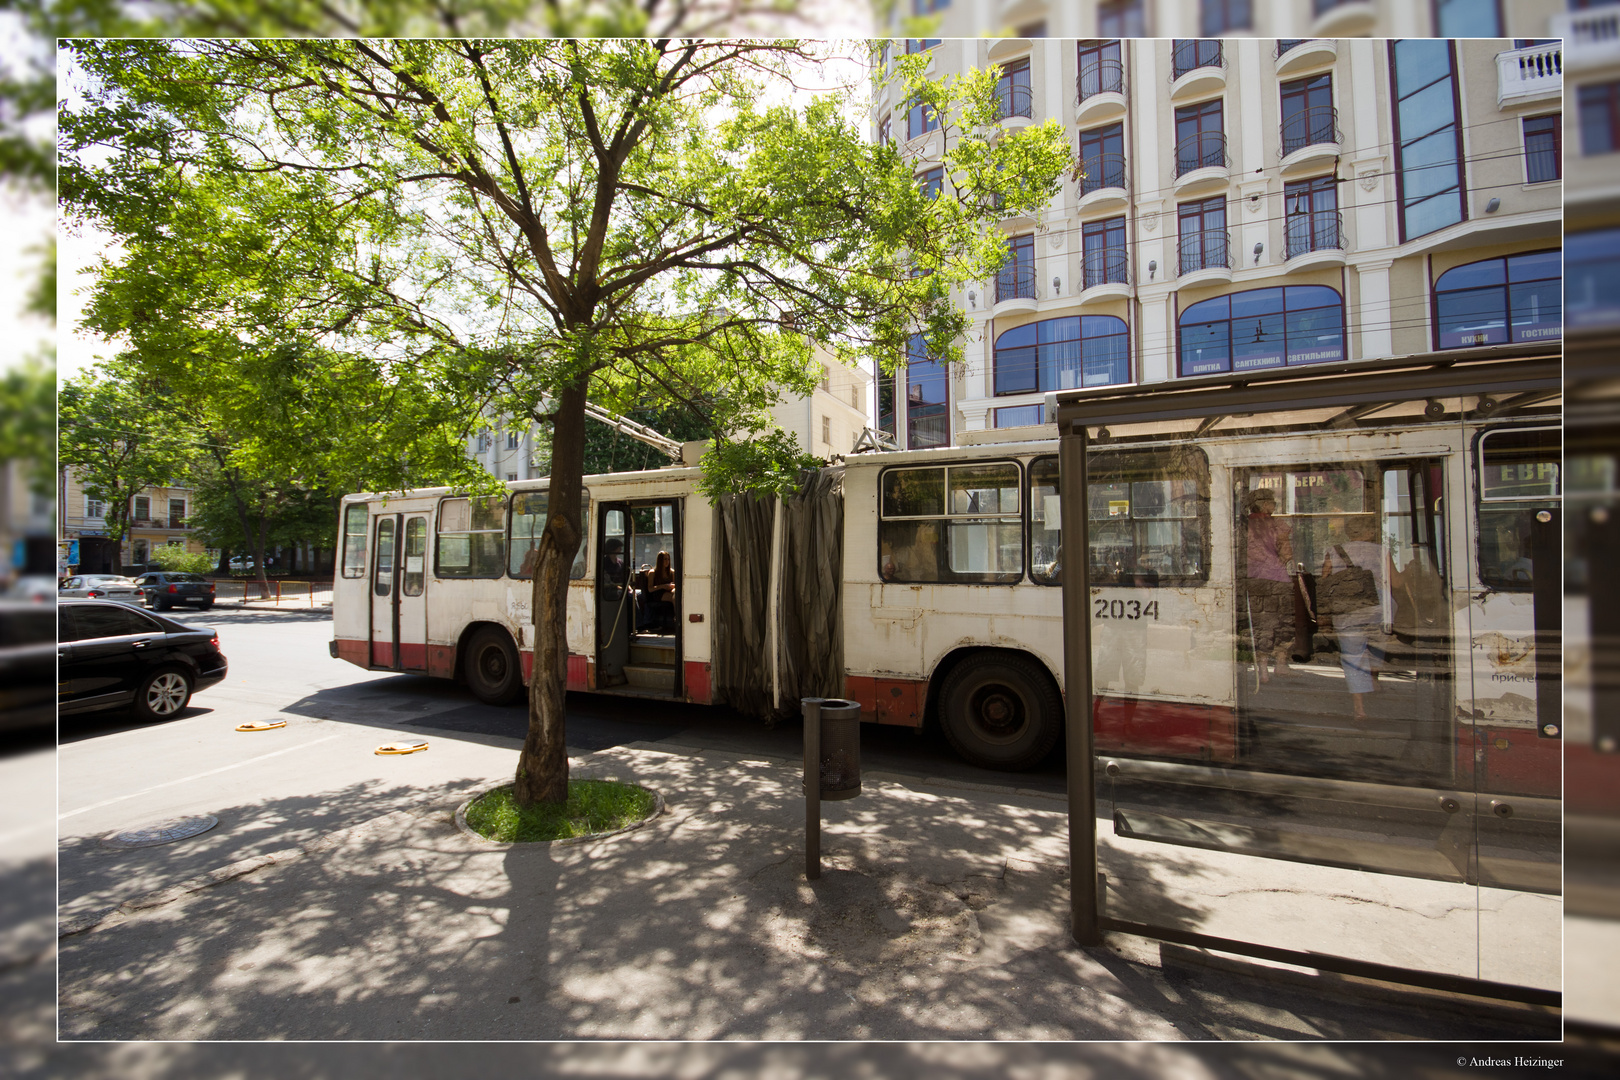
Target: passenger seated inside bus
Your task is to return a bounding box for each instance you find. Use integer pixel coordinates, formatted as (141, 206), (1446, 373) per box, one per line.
(646, 550), (676, 633)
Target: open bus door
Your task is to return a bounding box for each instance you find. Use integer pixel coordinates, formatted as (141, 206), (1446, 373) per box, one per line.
(596, 500), (682, 696)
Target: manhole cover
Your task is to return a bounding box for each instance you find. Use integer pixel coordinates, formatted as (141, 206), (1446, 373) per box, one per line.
(101, 814), (219, 850)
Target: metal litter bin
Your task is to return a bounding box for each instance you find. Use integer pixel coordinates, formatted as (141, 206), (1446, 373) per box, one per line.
(804, 697), (862, 800)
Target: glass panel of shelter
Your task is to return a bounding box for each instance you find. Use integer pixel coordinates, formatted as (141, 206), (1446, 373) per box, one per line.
(1071, 396), (1558, 992)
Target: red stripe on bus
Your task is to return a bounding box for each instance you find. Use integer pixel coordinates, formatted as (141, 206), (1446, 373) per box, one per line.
(568, 654), (589, 691)
(1568, 743), (1620, 814)
(1094, 696), (1238, 763)
(398, 643), (428, 671)
(371, 641), (394, 668)
(334, 638), (370, 668)
(845, 676), (925, 727)
(428, 645), (457, 679)
(683, 661), (711, 705)
(1460, 723), (1561, 799)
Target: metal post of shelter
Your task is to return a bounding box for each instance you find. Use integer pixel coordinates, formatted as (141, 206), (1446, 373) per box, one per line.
(803, 697), (821, 880)
(1058, 422), (1101, 946)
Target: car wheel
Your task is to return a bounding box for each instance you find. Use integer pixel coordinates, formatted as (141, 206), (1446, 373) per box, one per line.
(464, 627), (523, 706)
(134, 667), (193, 722)
(937, 653), (1062, 772)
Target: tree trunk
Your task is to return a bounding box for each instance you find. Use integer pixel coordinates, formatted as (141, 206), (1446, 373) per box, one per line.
(513, 377), (588, 807)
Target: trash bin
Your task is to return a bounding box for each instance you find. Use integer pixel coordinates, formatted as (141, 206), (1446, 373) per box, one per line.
(803, 697), (862, 801)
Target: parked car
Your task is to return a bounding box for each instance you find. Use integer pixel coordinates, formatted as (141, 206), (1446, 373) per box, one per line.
(59, 574), (145, 604)
(229, 556), (255, 571)
(131, 571), (217, 611)
(0, 600), (57, 733)
(57, 599), (228, 721)
(4, 575), (57, 603)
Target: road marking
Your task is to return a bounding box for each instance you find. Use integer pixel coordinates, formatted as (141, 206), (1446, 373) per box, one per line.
(57, 735), (343, 821)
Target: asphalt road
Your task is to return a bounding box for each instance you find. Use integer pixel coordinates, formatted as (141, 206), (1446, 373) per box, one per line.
(56, 606), (1064, 922)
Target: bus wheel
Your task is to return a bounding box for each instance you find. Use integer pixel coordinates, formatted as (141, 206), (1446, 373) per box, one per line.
(465, 627), (523, 706)
(938, 654), (1061, 771)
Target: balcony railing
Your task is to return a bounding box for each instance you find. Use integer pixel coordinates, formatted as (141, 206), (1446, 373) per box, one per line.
(1275, 40), (1310, 58)
(996, 263), (1037, 303)
(1280, 105), (1341, 157)
(1078, 152), (1128, 196)
(1497, 42), (1562, 107)
(1178, 229), (1231, 276)
(1312, 0), (1355, 14)
(1082, 248), (1131, 290)
(1173, 131), (1229, 179)
(1171, 40), (1224, 80)
(1285, 210), (1345, 260)
(994, 82), (1034, 121)
(1077, 59), (1126, 103)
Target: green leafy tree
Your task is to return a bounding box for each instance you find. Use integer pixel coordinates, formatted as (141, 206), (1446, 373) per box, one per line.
(62, 39), (1070, 806)
(148, 543), (214, 574)
(58, 365), (197, 545)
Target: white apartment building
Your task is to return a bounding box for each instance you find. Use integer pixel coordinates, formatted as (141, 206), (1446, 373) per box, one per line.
(871, 36), (1561, 447)
(900, 0), (1561, 39)
(1562, 4), (1620, 331)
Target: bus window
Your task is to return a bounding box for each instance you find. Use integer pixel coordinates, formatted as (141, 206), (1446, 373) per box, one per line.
(342, 504), (368, 578)
(402, 517), (426, 597)
(509, 492), (590, 580)
(374, 517), (395, 598)
(436, 496), (506, 578)
(879, 463), (1021, 584)
(1030, 449), (1210, 587)
(1477, 426), (1560, 591)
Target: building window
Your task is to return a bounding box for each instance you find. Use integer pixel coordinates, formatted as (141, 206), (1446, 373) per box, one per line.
(436, 496), (506, 578)
(917, 166), (944, 199)
(1099, 0), (1144, 37)
(1082, 216), (1128, 288)
(904, 335), (950, 450)
(506, 431), (519, 450)
(1431, 0), (1501, 36)
(1283, 175), (1342, 258)
(1569, 227), (1620, 329)
(1433, 250), (1562, 350)
(904, 39), (942, 55)
(1280, 74), (1335, 156)
(913, 0), (950, 11)
(994, 58), (1032, 121)
(134, 495), (150, 520)
(906, 95), (938, 140)
(1174, 99), (1225, 178)
(1078, 122), (1125, 194)
(506, 472), (518, 482)
(822, 416), (831, 445)
(878, 367), (897, 442)
(1200, 0), (1251, 35)
(1171, 40), (1222, 81)
(169, 499), (185, 527)
(879, 462), (1022, 584)
(1582, 83), (1620, 156)
(86, 496), (105, 519)
(878, 116), (890, 148)
(1522, 115), (1560, 183)
(994, 315), (1130, 395)
(996, 232), (1037, 303)
(1179, 285), (1345, 377)
(1018, 21), (1047, 37)
(994, 404), (1045, 428)
(1177, 196), (1229, 275)
(1391, 40), (1465, 242)
(1077, 40), (1124, 101)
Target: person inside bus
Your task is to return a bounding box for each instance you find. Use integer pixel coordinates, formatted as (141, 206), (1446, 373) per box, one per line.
(1244, 488), (1295, 683)
(601, 538), (628, 592)
(1320, 514), (1387, 720)
(646, 550), (677, 633)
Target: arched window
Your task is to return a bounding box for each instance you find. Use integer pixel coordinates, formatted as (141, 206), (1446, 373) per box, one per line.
(1433, 250), (1562, 350)
(1178, 285), (1344, 377)
(993, 315), (1129, 395)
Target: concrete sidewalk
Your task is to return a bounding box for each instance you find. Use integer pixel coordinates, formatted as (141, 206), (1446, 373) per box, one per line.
(56, 742), (1559, 1041)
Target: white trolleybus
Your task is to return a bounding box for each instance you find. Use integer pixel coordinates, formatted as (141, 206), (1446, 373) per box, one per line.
(330, 350), (1559, 804)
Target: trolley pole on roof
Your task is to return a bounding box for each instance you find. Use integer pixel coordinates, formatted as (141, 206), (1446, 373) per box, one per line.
(1058, 419), (1102, 946)
(581, 401), (684, 461)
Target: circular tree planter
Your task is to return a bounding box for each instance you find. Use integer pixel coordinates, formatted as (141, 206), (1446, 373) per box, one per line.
(454, 780), (664, 848)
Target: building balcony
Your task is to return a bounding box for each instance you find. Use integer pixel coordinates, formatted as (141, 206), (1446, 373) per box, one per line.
(1496, 42), (1562, 110)
(993, 83), (1034, 132)
(1177, 229), (1233, 287)
(1279, 106), (1341, 175)
(1170, 41), (1226, 102)
(1555, 9), (1620, 73)
(1172, 132), (1229, 196)
(1079, 249), (1131, 305)
(1075, 60), (1126, 125)
(1274, 39), (1336, 77)
(1284, 211), (1347, 272)
(1310, 0), (1375, 36)
(994, 264), (1038, 315)
(1076, 152), (1128, 213)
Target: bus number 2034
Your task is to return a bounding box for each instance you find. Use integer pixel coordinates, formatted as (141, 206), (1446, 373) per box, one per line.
(1094, 598), (1159, 621)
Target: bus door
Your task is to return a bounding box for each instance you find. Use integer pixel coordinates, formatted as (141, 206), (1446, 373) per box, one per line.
(596, 500), (682, 695)
(397, 515), (429, 672)
(370, 513), (399, 668)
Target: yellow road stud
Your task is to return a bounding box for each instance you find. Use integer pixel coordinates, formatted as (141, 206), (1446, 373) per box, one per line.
(235, 721), (287, 732)
(375, 741), (429, 755)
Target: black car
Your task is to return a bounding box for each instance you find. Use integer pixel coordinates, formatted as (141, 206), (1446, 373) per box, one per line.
(131, 571), (217, 611)
(58, 600), (228, 721)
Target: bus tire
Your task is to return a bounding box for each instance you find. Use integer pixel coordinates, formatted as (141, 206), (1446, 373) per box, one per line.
(938, 654), (1061, 772)
(464, 627), (523, 706)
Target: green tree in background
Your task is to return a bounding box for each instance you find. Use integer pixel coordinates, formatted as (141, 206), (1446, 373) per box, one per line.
(62, 38), (1070, 807)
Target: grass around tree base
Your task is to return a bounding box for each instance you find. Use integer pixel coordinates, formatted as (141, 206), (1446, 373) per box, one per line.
(463, 780), (657, 843)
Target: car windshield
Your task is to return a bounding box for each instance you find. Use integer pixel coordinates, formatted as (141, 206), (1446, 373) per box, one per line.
(86, 576), (134, 585)
(163, 573), (207, 583)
